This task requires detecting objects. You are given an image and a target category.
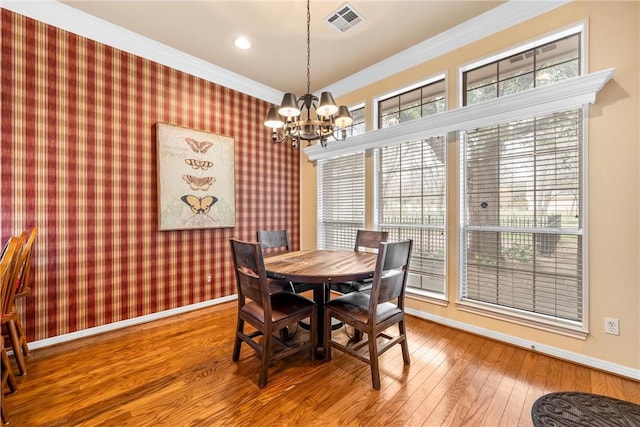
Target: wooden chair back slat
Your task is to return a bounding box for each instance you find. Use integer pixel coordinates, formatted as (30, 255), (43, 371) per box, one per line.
(15, 227), (38, 296)
(1, 236), (23, 316)
(354, 230), (389, 252)
(370, 240), (413, 308)
(257, 230), (291, 256)
(230, 239), (270, 310)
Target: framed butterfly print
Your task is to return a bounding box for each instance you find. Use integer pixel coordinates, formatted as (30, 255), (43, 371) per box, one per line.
(157, 122), (235, 230)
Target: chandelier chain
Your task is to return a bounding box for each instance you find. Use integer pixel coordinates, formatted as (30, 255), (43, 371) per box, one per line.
(306, 0), (311, 95)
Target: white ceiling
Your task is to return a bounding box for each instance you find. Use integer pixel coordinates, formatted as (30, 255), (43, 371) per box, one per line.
(58, 0), (505, 95)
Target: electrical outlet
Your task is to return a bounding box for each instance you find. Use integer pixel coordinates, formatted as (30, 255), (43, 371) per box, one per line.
(605, 317), (619, 335)
(206, 274), (212, 284)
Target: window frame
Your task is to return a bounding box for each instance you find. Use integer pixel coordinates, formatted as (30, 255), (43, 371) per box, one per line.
(373, 74), (449, 301)
(457, 24), (589, 338)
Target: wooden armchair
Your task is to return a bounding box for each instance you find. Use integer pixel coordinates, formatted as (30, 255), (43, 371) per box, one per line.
(1, 234), (29, 375)
(12, 227), (37, 361)
(324, 239), (413, 389)
(1, 239), (20, 425)
(257, 229), (314, 293)
(230, 238), (317, 388)
(330, 229), (389, 294)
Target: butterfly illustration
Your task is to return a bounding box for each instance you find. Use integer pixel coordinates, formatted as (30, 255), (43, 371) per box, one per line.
(181, 195), (218, 214)
(185, 158), (213, 170)
(185, 137), (214, 154)
(183, 175), (216, 191)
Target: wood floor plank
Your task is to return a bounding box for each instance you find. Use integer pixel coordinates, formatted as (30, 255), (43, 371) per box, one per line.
(3, 301), (639, 426)
(478, 345), (528, 427)
(455, 343), (515, 426)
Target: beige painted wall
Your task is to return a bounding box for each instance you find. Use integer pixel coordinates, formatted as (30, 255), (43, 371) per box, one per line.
(300, 1), (640, 373)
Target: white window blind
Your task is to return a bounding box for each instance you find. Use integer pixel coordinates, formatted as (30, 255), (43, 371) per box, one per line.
(377, 136), (447, 294)
(460, 108), (584, 324)
(317, 152), (366, 249)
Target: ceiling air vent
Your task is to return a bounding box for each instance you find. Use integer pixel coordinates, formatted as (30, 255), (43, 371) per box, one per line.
(325, 3), (365, 33)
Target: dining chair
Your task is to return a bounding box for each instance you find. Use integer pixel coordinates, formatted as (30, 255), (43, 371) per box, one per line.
(12, 227), (37, 360)
(257, 229), (314, 293)
(330, 229), (389, 294)
(324, 239), (413, 390)
(1, 234), (29, 375)
(1, 336), (18, 425)
(230, 238), (317, 388)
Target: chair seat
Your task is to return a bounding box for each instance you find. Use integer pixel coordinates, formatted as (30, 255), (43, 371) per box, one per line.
(267, 278), (315, 294)
(290, 282), (315, 293)
(330, 280), (372, 294)
(267, 278), (290, 294)
(241, 292), (315, 324)
(325, 292), (402, 325)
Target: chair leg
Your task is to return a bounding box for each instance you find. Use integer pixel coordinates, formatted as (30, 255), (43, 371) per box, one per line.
(309, 307), (317, 361)
(1, 342), (16, 426)
(5, 321), (27, 375)
(258, 332), (271, 388)
(1, 351), (17, 393)
(399, 320), (410, 365)
(232, 318), (244, 362)
(14, 315), (29, 357)
(323, 310), (332, 361)
(368, 334), (381, 390)
(1, 399), (8, 426)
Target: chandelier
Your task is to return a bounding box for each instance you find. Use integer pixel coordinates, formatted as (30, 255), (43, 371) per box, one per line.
(264, 0), (353, 149)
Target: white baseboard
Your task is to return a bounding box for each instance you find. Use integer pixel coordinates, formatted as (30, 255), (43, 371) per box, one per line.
(404, 307), (640, 381)
(27, 294), (237, 351)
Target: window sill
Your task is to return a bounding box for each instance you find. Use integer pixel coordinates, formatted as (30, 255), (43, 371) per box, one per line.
(456, 299), (588, 340)
(406, 288), (449, 307)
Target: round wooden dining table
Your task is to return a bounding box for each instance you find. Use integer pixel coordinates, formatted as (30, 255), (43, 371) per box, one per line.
(263, 249), (377, 357)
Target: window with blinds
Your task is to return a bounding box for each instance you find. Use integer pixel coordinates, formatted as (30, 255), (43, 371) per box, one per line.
(317, 152), (366, 249)
(459, 29), (585, 330)
(377, 136), (447, 295)
(461, 110), (583, 323)
(375, 77), (447, 296)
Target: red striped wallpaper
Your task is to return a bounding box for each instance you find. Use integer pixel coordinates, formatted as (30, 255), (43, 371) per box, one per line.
(0, 9), (300, 341)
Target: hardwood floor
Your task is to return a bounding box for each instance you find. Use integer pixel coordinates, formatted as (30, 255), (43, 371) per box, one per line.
(3, 300), (639, 426)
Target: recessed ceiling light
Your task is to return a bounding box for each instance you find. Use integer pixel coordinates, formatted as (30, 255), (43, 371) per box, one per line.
(234, 36), (251, 50)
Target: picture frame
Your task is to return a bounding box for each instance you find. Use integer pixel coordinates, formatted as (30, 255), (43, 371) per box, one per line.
(156, 122), (235, 230)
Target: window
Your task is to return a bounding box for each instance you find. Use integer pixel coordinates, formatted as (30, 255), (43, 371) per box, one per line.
(463, 33), (580, 105)
(459, 30), (585, 332)
(317, 152), (366, 249)
(376, 78), (447, 296)
(345, 105), (365, 137)
(379, 80), (446, 128)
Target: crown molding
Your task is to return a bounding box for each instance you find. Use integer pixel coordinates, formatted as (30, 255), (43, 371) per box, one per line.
(305, 68), (614, 161)
(3, 0), (571, 104)
(1, 0), (283, 104)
